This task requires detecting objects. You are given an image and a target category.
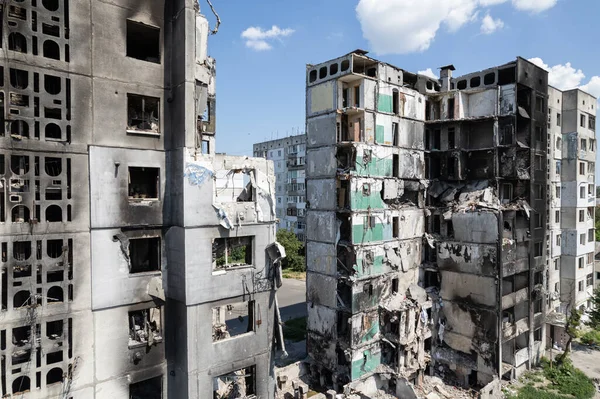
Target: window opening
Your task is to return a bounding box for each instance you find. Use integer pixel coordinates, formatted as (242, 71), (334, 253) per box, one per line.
(130, 376), (162, 399)
(212, 300), (255, 341)
(43, 40), (60, 60)
(129, 237), (161, 273)
(129, 308), (162, 347)
(128, 167), (159, 200)
(127, 94), (160, 133)
(126, 20), (160, 63)
(213, 236), (253, 271)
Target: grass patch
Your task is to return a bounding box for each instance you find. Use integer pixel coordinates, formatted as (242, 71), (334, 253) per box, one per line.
(282, 317), (307, 342)
(282, 270), (306, 280)
(508, 358), (596, 399)
(542, 358), (596, 398)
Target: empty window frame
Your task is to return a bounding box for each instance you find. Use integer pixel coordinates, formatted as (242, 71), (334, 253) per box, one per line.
(130, 376), (162, 399)
(212, 300), (255, 341)
(128, 308), (162, 348)
(534, 242), (543, 257)
(214, 169), (255, 203)
(581, 138), (587, 151)
(590, 116), (596, 131)
(212, 236), (253, 271)
(213, 366), (256, 399)
(578, 257), (584, 269)
(129, 237), (161, 273)
(578, 280), (584, 291)
(589, 229), (594, 242)
(580, 186), (586, 199)
(581, 114), (586, 128)
(127, 94), (160, 133)
(128, 167), (159, 200)
(501, 183), (513, 203)
(126, 20), (160, 63)
(579, 210), (585, 222)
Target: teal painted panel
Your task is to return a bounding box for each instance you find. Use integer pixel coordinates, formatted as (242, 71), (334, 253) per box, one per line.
(350, 188), (385, 211)
(361, 320), (379, 343)
(354, 156), (393, 177)
(351, 349), (382, 380)
(375, 125), (385, 144)
(352, 222), (385, 244)
(355, 255), (385, 278)
(378, 94), (393, 113)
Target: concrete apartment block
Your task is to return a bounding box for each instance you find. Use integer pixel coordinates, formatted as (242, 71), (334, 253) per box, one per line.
(254, 134), (307, 240)
(0, 1), (279, 398)
(304, 51), (596, 396)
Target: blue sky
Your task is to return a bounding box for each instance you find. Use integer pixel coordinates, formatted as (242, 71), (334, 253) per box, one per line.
(205, 0), (600, 157)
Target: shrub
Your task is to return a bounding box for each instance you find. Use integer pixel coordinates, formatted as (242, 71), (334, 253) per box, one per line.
(580, 329), (600, 346)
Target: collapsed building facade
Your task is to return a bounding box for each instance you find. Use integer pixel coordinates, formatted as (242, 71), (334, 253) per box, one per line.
(305, 51), (596, 396)
(0, 1), (281, 398)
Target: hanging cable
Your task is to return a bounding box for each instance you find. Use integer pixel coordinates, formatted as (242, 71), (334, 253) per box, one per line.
(206, 0), (221, 35)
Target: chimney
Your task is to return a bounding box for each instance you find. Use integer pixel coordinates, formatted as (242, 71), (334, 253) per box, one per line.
(439, 64), (456, 92)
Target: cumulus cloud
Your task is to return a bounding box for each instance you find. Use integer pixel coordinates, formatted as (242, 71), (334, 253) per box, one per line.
(528, 58), (600, 105)
(417, 68), (438, 79)
(512, 0), (557, 13)
(480, 13), (504, 34)
(355, 0), (557, 55)
(580, 76), (600, 99)
(241, 25), (294, 51)
(528, 58), (586, 89)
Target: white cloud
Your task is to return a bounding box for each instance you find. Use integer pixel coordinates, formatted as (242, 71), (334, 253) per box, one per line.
(528, 58), (585, 89)
(355, 0), (558, 55)
(528, 58), (600, 104)
(418, 68), (438, 79)
(512, 0), (557, 13)
(240, 25), (294, 51)
(580, 76), (600, 99)
(480, 13), (504, 34)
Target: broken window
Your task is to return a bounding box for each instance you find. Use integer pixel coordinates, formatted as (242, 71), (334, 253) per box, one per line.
(12, 326), (30, 347)
(128, 308), (162, 348)
(432, 215), (441, 234)
(392, 89), (399, 115)
(581, 138), (587, 151)
(128, 167), (159, 200)
(130, 237), (161, 273)
(431, 129), (441, 150)
(500, 125), (513, 145)
(579, 210), (585, 222)
(214, 169), (255, 203)
(46, 367), (63, 385)
(46, 320), (63, 339)
(589, 116), (596, 131)
(580, 114), (586, 128)
(11, 205), (30, 223)
(354, 85), (360, 107)
(213, 366), (256, 399)
(392, 122), (399, 146)
(43, 40), (60, 60)
(127, 94), (160, 133)
(555, 161), (561, 175)
(501, 183), (513, 203)
(213, 236), (253, 270)
(11, 155), (29, 175)
(556, 113), (561, 127)
(13, 290), (31, 308)
(13, 241), (31, 261)
(10, 68), (28, 90)
(130, 376), (162, 399)
(534, 242), (542, 257)
(535, 155), (543, 170)
(535, 96), (544, 112)
(12, 376), (30, 394)
(47, 286), (63, 303)
(45, 205), (62, 222)
(8, 32), (27, 53)
(212, 300), (255, 341)
(447, 97), (455, 120)
(126, 20), (160, 63)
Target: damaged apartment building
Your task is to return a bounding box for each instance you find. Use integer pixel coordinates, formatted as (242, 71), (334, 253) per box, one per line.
(305, 50), (595, 397)
(0, 1), (282, 398)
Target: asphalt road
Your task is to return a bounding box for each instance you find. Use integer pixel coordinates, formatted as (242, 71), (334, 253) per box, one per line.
(278, 278), (307, 321)
(224, 278), (307, 335)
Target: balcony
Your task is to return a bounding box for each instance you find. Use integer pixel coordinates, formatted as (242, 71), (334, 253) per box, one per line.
(502, 287), (529, 310)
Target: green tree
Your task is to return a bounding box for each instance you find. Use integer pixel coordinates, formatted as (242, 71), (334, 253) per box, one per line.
(557, 307), (582, 364)
(276, 229), (306, 272)
(586, 286), (600, 330)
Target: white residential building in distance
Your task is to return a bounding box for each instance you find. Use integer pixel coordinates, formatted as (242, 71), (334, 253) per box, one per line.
(254, 134), (307, 240)
(555, 89), (597, 311)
